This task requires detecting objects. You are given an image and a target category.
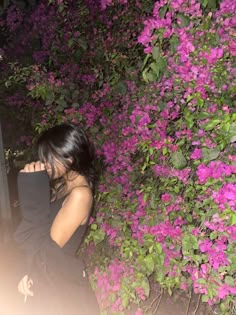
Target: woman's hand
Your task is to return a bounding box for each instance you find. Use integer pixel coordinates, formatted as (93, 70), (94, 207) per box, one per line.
(18, 275), (34, 302)
(20, 161), (45, 173)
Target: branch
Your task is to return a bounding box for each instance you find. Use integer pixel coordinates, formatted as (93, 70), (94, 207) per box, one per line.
(153, 289), (163, 315)
(193, 294), (201, 315)
(185, 289), (192, 315)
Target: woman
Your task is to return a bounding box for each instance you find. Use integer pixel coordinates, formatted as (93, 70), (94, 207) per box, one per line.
(13, 123), (100, 315)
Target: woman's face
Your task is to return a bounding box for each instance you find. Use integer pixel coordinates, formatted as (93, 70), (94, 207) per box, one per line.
(45, 158), (67, 179)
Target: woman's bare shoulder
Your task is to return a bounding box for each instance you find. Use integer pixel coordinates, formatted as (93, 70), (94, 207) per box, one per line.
(64, 185), (93, 209)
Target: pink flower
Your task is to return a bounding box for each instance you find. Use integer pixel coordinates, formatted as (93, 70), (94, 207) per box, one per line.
(205, 47), (224, 64)
(196, 164), (212, 183)
(134, 308), (144, 315)
(181, 283), (188, 291)
(161, 193), (172, 203)
(229, 41), (236, 56)
(218, 284), (236, 299)
(213, 183), (236, 210)
(190, 148), (202, 160)
(199, 239), (212, 253)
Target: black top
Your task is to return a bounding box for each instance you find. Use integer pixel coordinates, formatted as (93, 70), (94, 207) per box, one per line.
(14, 170), (88, 279)
(12, 171), (99, 315)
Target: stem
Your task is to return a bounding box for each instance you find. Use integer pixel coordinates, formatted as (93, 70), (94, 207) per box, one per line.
(146, 291), (162, 312)
(193, 294), (201, 315)
(185, 289), (192, 315)
(153, 289), (163, 315)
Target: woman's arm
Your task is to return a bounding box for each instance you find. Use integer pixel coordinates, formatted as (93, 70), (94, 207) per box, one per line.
(16, 161), (50, 225)
(50, 186), (92, 248)
(15, 162), (50, 300)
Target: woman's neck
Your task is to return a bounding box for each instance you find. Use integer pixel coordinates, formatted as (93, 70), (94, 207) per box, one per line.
(64, 171), (88, 193)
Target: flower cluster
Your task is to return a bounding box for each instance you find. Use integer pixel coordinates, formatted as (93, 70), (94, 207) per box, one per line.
(2, 0), (236, 314)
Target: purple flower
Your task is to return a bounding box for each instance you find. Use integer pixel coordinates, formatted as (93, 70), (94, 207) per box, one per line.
(199, 239), (212, 253)
(190, 148), (202, 160)
(161, 193), (172, 203)
(218, 284), (236, 299)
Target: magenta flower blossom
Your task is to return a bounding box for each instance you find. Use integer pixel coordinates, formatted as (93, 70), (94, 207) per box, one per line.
(190, 148), (202, 160)
(218, 284), (236, 299)
(229, 41), (236, 56)
(134, 308), (144, 315)
(161, 193), (172, 203)
(199, 239), (212, 253)
(196, 161), (236, 183)
(213, 183), (236, 210)
(204, 47), (224, 64)
(208, 248), (229, 270)
(225, 225), (236, 241)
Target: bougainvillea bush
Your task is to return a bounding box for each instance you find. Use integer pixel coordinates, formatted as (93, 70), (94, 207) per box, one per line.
(1, 0), (236, 314)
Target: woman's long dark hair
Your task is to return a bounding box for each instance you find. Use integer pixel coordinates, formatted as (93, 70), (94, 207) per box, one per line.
(37, 123), (97, 201)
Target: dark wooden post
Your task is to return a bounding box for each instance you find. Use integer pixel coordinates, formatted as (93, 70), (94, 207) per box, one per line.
(0, 121), (12, 241)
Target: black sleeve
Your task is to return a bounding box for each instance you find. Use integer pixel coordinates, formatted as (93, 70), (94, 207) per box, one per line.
(16, 170), (50, 224)
(13, 171), (51, 256)
(13, 171), (51, 276)
(13, 171), (85, 282)
(35, 236), (86, 284)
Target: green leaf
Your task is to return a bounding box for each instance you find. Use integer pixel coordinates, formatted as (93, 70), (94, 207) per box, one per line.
(152, 47), (160, 61)
(169, 35), (179, 53)
(230, 135), (236, 143)
(142, 68), (149, 82)
(155, 270), (165, 282)
(229, 123), (236, 143)
(56, 98), (67, 108)
(202, 295), (209, 302)
(45, 91), (55, 106)
(162, 146), (168, 155)
(182, 234), (198, 251)
(92, 229), (105, 245)
(200, 0), (209, 8)
(155, 242), (163, 254)
(229, 212), (236, 225)
(184, 109), (194, 128)
(158, 56), (167, 72)
(202, 147), (220, 162)
(207, 0), (217, 9)
(58, 3), (65, 12)
(210, 232), (217, 240)
(197, 112), (210, 120)
(146, 71), (157, 82)
(77, 38), (88, 51)
(171, 150), (187, 170)
(74, 50), (82, 63)
(114, 81), (127, 95)
(186, 214), (192, 223)
(225, 276), (234, 286)
(159, 5), (168, 18)
(142, 53), (151, 71)
(197, 278), (206, 284)
(150, 62), (159, 75)
(150, 194), (156, 209)
(140, 276), (150, 297)
(143, 255), (155, 275)
(91, 223), (97, 231)
(121, 292), (129, 308)
(202, 119), (221, 131)
(68, 38), (74, 48)
(177, 13), (190, 27)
